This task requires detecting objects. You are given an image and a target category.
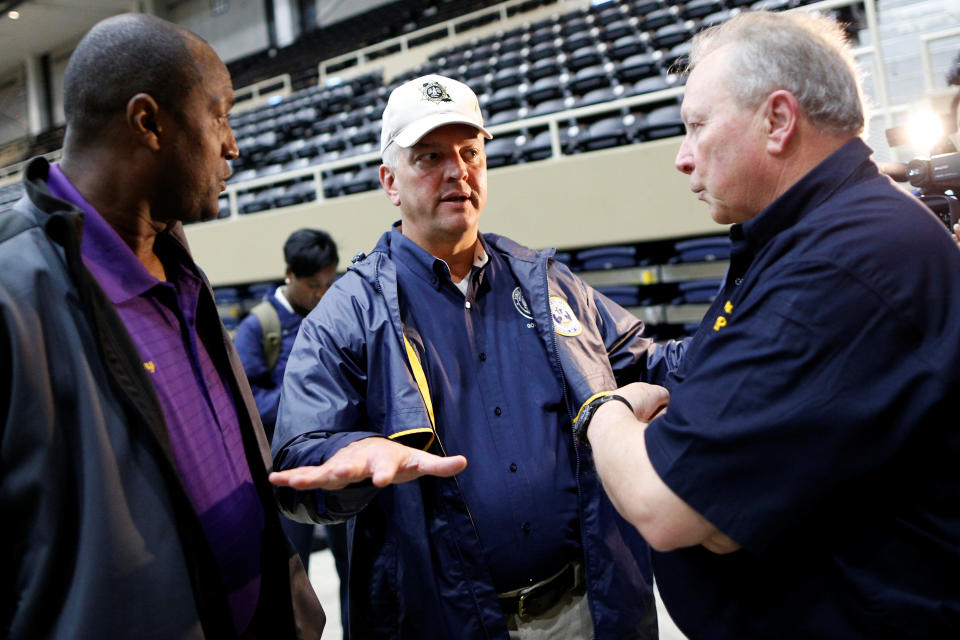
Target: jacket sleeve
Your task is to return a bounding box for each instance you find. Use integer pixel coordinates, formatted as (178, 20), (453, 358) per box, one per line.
(233, 312), (281, 426)
(272, 284), (384, 524)
(552, 255), (690, 385)
(579, 273), (689, 387)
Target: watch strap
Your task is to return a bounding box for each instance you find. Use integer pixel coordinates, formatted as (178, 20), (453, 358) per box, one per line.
(572, 393), (634, 444)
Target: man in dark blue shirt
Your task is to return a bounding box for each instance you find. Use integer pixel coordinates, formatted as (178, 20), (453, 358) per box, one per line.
(269, 75), (685, 639)
(583, 11), (960, 639)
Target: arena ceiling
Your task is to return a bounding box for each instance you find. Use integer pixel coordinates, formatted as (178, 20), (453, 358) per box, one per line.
(0, 0), (134, 76)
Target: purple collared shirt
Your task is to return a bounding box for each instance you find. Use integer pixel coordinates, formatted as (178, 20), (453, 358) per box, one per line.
(47, 164), (263, 634)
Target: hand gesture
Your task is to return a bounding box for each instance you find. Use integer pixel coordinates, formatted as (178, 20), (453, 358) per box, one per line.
(269, 437), (467, 491)
(613, 382), (670, 422)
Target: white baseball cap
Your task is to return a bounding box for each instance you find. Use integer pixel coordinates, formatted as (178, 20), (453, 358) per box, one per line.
(380, 74), (492, 155)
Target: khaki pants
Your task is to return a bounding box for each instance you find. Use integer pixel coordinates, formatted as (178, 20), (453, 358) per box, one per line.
(505, 587), (593, 640)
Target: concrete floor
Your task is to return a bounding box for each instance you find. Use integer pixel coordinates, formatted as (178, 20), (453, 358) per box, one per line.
(307, 548), (688, 640)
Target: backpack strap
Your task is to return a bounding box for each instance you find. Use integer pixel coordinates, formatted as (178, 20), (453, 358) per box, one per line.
(250, 300), (282, 372)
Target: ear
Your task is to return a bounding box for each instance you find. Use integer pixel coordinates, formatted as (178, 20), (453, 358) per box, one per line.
(379, 164), (402, 207)
(127, 93), (162, 151)
(762, 89), (800, 155)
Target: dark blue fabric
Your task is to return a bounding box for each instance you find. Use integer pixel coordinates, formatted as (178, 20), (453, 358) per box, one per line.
(275, 228), (688, 639)
(391, 231), (579, 591)
(233, 294), (302, 433)
(646, 138), (960, 638)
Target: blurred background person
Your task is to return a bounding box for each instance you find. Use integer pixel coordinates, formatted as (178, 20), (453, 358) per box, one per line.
(233, 228), (347, 624)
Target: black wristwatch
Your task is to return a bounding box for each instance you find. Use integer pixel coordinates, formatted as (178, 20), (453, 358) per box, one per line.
(572, 394), (633, 445)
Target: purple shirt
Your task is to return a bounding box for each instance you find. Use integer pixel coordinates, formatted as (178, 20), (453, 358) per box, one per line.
(47, 164), (263, 634)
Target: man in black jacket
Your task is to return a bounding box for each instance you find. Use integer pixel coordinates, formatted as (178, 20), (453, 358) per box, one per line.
(0, 13), (324, 639)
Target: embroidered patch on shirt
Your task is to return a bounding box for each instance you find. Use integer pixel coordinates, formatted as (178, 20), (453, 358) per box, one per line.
(550, 296), (582, 336)
(713, 300), (734, 331)
(512, 286), (533, 319)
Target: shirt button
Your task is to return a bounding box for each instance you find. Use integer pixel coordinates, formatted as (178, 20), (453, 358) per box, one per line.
(509, 463), (517, 472)
(494, 407), (502, 416)
(522, 522), (531, 533)
(465, 300), (472, 309)
(479, 352), (487, 361)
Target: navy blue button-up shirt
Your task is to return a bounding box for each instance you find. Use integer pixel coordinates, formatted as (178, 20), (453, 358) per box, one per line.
(646, 139), (960, 638)
(392, 229), (580, 592)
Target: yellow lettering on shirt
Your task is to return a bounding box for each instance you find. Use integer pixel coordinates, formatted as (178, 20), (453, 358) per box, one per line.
(713, 316), (727, 332)
(724, 300), (734, 314)
(143, 361), (156, 374)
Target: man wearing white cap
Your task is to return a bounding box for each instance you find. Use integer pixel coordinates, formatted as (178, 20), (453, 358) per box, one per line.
(270, 75), (684, 639)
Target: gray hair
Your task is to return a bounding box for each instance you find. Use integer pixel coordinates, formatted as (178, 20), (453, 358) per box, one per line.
(688, 11), (866, 136)
(381, 142), (399, 169)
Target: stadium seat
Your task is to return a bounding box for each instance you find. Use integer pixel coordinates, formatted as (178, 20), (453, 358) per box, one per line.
(602, 18), (637, 42)
(484, 135), (522, 168)
(562, 28), (598, 53)
(487, 84), (526, 114)
(567, 44), (605, 71)
(569, 64), (614, 94)
(528, 24), (560, 46)
(578, 114), (633, 152)
(663, 42), (692, 74)
(591, 5), (627, 27)
(616, 51), (660, 82)
(638, 103), (684, 140)
(683, 0), (724, 19)
(575, 84), (625, 108)
(529, 96), (571, 117)
(491, 65), (527, 91)
(521, 129), (558, 162)
(641, 7), (680, 31)
(630, 74), (671, 95)
(527, 54), (564, 81)
(577, 245), (638, 270)
(274, 180), (318, 208)
(487, 107), (525, 125)
(608, 33), (647, 61)
(629, 0), (664, 18)
(341, 165), (381, 195)
(652, 21), (695, 49)
(526, 74), (567, 105)
(751, 0), (794, 10)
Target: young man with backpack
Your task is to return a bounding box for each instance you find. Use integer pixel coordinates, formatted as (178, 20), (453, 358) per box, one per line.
(233, 228), (340, 574)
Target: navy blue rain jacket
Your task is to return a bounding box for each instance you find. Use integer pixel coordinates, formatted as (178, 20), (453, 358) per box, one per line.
(274, 230), (685, 639)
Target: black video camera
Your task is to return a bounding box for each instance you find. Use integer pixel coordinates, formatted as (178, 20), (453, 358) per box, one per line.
(905, 152), (960, 228)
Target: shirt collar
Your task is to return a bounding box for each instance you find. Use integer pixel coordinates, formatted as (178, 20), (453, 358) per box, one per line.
(736, 137), (874, 255)
(274, 286), (295, 314)
(46, 163), (162, 304)
(389, 226), (489, 291)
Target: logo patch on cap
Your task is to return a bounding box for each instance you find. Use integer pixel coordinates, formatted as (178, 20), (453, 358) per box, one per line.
(421, 81), (453, 103)
(550, 296), (582, 337)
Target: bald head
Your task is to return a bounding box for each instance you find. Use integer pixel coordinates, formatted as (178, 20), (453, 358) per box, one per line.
(63, 13), (208, 138)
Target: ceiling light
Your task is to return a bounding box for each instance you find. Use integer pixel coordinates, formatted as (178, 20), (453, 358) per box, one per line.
(9, 10), (21, 19)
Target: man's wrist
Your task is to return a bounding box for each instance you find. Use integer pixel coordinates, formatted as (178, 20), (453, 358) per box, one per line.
(573, 393), (634, 445)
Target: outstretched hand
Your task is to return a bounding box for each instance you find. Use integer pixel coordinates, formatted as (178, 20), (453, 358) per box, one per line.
(269, 437), (468, 491)
(953, 223), (960, 248)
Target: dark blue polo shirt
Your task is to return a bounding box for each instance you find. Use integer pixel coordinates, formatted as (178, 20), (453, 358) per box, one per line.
(645, 139), (960, 638)
(391, 229), (580, 592)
